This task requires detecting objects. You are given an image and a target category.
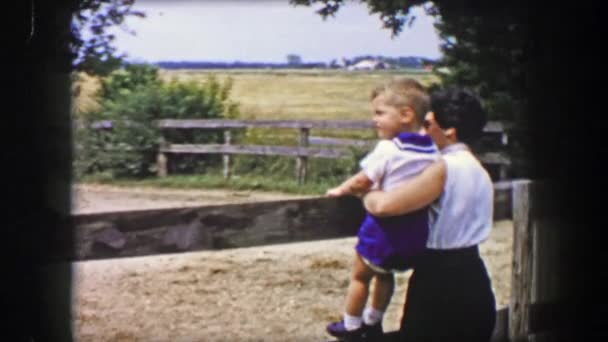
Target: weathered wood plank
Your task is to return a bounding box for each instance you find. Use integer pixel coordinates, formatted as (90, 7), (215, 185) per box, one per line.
(479, 152), (511, 165)
(484, 121), (513, 133)
(223, 130), (232, 179)
(296, 128), (310, 184)
(157, 135), (169, 177)
(156, 152), (168, 177)
(157, 119), (374, 130)
(493, 180), (513, 191)
(156, 119), (509, 133)
(69, 180), (513, 262)
(161, 144), (347, 158)
(70, 196), (366, 261)
(509, 180), (533, 341)
(494, 183), (512, 221)
(161, 143), (511, 165)
(309, 136), (510, 150)
(309, 136), (374, 147)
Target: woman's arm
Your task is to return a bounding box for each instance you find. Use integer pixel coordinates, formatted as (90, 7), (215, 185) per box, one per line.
(363, 159), (447, 217)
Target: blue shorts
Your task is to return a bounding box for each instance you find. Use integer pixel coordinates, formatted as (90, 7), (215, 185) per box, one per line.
(355, 210), (429, 272)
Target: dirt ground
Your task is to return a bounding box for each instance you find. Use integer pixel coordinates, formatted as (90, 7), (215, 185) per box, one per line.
(71, 184), (513, 342)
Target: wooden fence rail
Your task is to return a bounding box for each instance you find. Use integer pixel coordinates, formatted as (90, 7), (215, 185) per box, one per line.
(155, 119), (512, 183)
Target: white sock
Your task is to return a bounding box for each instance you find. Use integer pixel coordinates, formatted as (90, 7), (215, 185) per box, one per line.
(363, 306), (384, 325)
(343, 313), (362, 331)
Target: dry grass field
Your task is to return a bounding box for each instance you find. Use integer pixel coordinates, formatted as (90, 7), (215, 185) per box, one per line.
(72, 68), (439, 142)
(73, 68), (438, 121)
(158, 69), (438, 121)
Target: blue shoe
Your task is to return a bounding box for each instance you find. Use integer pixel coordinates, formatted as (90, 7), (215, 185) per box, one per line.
(326, 321), (383, 341)
(326, 320), (364, 340)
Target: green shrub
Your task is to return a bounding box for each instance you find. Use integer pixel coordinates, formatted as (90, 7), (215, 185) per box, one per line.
(74, 64), (239, 178)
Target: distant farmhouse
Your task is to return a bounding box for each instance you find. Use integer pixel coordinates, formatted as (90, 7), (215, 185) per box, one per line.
(347, 59), (390, 71)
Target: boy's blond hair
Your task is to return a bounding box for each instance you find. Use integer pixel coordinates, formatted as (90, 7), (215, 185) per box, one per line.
(371, 78), (430, 123)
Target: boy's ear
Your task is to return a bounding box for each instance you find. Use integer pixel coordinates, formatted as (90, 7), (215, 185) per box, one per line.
(400, 106), (416, 124)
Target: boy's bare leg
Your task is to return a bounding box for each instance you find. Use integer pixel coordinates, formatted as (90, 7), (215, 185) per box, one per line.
(344, 253), (376, 316)
(370, 272), (395, 311)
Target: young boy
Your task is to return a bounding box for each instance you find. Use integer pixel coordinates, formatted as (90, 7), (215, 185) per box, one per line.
(325, 78), (439, 341)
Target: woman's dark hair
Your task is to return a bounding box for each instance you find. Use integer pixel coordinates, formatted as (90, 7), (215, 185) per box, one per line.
(430, 86), (487, 145)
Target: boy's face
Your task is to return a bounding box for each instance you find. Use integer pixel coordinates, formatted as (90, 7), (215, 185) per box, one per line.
(371, 94), (414, 139)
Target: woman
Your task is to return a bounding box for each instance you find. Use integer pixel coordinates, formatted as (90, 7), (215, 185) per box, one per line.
(362, 87), (497, 342)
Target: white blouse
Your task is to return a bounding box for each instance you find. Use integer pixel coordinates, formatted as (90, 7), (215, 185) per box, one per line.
(426, 143), (494, 249)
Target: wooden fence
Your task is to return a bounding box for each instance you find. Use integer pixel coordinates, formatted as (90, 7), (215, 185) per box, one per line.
(506, 180), (569, 341)
(155, 119), (512, 184)
(56, 178), (566, 341)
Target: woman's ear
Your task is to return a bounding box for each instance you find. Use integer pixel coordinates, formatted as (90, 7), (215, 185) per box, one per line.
(444, 127), (458, 142)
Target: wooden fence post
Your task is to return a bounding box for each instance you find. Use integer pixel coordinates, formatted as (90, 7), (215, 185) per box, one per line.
(509, 180), (533, 341)
(499, 165), (508, 180)
(296, 127), (309, 184)
(500, 130), (509, 181)
(223, 130), (232, 179)
(157, 135), (168, 177)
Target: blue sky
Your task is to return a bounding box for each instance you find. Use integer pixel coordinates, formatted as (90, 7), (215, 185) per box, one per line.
(106, 0), (443, 63)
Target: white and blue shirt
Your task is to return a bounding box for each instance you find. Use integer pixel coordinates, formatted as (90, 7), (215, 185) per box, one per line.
(360, 132), (440, 192)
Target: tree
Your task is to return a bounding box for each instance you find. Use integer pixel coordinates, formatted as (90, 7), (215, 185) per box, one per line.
(71, 0), (145, 75)
(291, 1), (526, 117)
(290, 0), (533, 175)
(286, 54), (303, 65)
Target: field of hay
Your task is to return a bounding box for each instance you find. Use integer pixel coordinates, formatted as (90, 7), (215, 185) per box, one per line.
(158, 69), (438, 121)
(73, 68), (438, 120)
(73, 68), (438, 144)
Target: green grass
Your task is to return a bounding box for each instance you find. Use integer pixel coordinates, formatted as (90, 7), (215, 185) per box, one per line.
(80, 172), (335, 195)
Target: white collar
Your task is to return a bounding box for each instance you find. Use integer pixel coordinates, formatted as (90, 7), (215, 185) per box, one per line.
(440, 142), (469, 155)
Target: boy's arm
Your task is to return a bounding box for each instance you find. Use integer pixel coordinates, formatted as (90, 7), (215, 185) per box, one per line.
(326, 170), (373, 197)
(363, 159), (446, 216)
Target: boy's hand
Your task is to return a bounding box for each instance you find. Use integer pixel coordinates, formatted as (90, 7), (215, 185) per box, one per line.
(326, 187), (347, 197)
(349, 187), (371, 198)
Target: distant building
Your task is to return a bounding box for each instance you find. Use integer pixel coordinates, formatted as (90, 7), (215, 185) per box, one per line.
(330, 57), (348, 69)
(436, 66), (452, 75)
(347, 59), (389, 71)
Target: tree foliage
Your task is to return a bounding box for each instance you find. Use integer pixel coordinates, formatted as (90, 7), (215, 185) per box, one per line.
(291, 1), (527, 116)
(291, 0), (532, 175)
(71, 0), (145, 75)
